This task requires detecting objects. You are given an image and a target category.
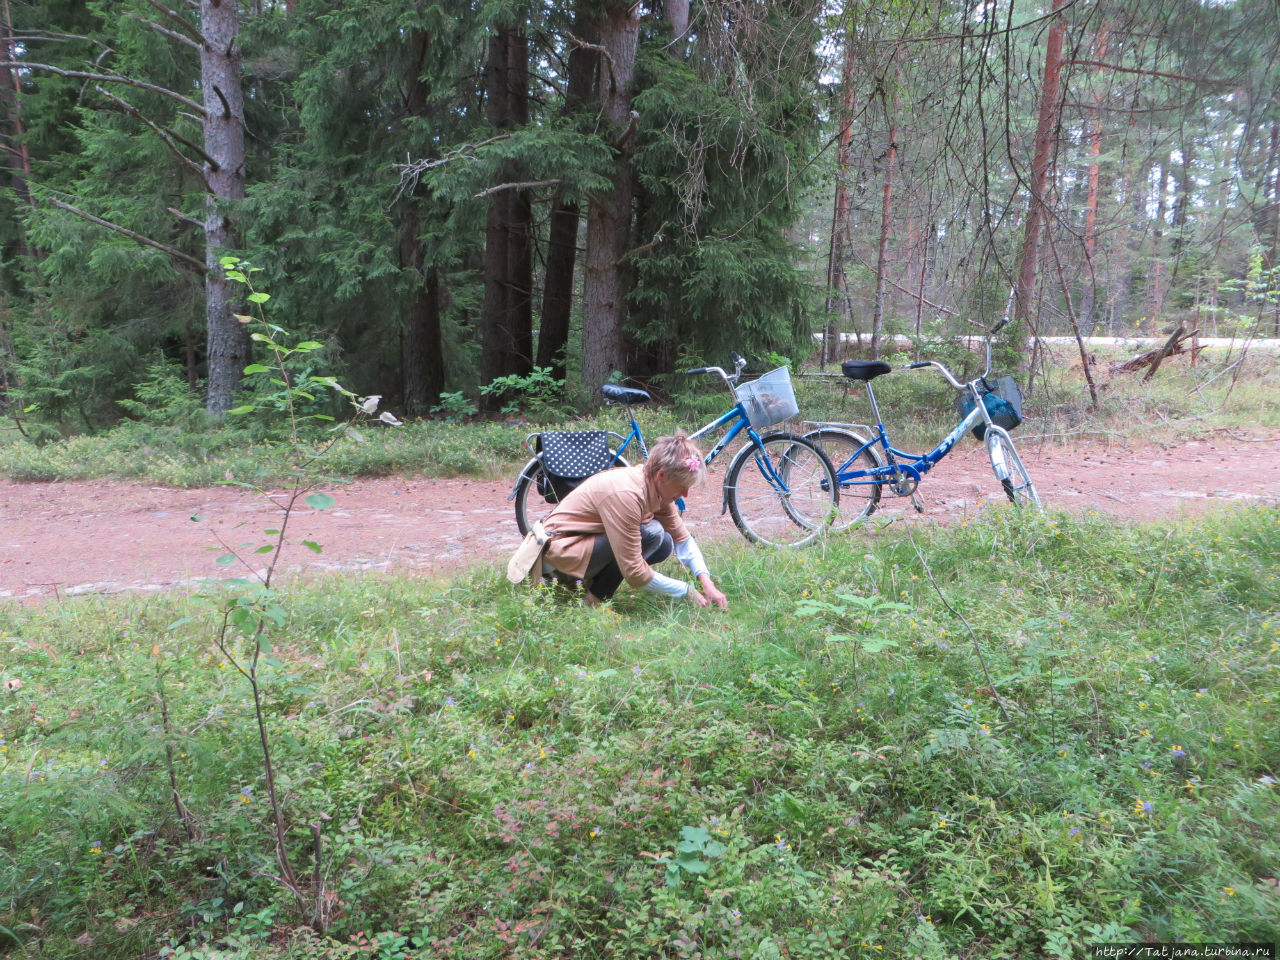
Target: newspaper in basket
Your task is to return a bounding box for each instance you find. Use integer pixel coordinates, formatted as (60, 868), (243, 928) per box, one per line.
(735, 367), (799, 429)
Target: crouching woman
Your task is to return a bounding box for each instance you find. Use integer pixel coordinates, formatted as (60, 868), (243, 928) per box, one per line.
(540, 433), (728, 609)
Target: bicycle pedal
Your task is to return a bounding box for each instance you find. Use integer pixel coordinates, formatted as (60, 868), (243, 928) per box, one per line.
(910, 493), (925, 513)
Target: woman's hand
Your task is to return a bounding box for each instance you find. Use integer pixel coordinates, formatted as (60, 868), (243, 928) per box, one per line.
(694, 574), (729, 610)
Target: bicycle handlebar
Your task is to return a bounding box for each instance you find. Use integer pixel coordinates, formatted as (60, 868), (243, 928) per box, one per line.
(906, 321), (1006, 390)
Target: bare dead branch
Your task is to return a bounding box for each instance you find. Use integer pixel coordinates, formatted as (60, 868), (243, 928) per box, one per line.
(392, 134), (513, 200)
(95, 86), (212, 184)
(141, 0), (206, 47)
(1064, 60), (1234, 87)
(125, 12), (201, 51)
(0, 61), (206, 115)
(46, 196), (206, 273)
(471, 179), (561, 200)
(167, 206), (206, 229)
(213, 83), (231, 120)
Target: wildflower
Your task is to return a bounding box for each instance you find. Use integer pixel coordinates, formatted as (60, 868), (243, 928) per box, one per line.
(1171, 745), (1186, 758)
(1222, 886), (1235, 897)
(1258, 775), (1277, 787)
(937, 819), (947, 829)
(1133, 799), (1152, 817)
(98, 760), (110, 770)
(468, 746), (476, 759)
(1139, 728), (1151, 738)
(89, 841), (102, 855)
(443, 696), (457, 709)
(1068, 826), (1081, 838)
(1196, 688), (1207, 697)
(238, 786), (253, 804)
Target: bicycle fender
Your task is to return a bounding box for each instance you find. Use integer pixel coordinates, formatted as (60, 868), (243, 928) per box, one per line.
(508, 457), (542, 501)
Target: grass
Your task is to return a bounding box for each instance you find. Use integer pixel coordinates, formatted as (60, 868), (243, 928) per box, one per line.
(2, 347), (1276, 488)
(2, 505), (1277, 958)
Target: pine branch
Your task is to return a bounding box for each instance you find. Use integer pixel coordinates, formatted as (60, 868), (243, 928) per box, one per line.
(0, 60), (206, 115)
(46, 197), (206, 273)
(95, 86), (212, 184)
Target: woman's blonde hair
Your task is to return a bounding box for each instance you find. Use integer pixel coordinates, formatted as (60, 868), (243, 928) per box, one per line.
(644, 432), (705, 486)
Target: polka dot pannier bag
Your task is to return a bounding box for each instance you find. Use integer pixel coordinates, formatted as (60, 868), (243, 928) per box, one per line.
(536, 430), (619, 502)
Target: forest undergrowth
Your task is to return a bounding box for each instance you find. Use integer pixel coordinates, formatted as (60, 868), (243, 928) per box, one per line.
(1, 505), (1277, 958)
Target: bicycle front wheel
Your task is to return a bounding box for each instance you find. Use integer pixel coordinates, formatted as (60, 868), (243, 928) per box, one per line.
(802, 428), (884, 530)
(985, 426), (1042, 511)
(724, 433), (839, 547)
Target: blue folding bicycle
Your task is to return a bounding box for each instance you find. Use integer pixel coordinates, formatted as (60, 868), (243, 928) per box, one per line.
(803, 318), (1042, 530)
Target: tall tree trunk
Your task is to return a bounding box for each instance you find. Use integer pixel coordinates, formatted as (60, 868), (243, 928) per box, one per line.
(581, 0), (639, 393)
(823, 21), (858, 366)
(0, 0), (32, 224)
(538, 14), (598, 380)
(870, 82), (898, 360)
(1011, 0), (1068, 339)
(402, 250), (443, 418)
(201, 0), (250, 417)
(479, 26), (533, 408)
(399, 29), (444, 416)
(1079, 25), (1107, 334)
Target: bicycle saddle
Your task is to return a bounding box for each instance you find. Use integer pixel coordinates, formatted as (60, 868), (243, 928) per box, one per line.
(602, 383), (653, 405)
(841, 360), (893, 382)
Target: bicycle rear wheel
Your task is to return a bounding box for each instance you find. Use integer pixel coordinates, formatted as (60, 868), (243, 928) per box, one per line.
(724, 433), (839, 547)
(513, 454), (630, 535)
(802, 428), (884, 530)
(985, 426), (1041, 511)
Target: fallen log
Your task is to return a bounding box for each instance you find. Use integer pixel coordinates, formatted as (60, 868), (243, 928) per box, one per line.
(1112, 327), (1202, 380)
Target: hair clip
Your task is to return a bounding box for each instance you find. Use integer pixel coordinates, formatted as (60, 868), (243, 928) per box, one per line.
(684, 455), (701, 472)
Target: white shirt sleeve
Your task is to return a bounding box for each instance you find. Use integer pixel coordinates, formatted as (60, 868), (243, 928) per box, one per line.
(641, 569), (690, 598)
(674, 537), (709, 579)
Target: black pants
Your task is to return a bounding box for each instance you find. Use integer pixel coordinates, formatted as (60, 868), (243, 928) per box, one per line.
(584, 519), (674, 600)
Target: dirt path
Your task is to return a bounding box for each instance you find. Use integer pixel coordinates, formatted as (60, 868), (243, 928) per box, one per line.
(3, 435), (1277, 603)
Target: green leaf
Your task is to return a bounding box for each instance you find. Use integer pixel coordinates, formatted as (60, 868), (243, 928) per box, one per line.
(859, 637), (900, 653)
(243, 363), (272, 375)
(254, 545), (274, 554)
(302, 540), (322, 554)
(306, 493), (336, 510)
(226, 405), (257, 416)
(167, 616), (193, 630)
(247, 292), (271, 303)
(216, 554), (236, 566)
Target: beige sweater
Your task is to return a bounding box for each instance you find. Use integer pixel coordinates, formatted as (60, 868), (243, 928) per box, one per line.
(542, 465), (691, 588)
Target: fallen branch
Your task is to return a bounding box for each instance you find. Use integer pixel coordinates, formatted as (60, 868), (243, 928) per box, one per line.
(1111, 326), (1202, 379)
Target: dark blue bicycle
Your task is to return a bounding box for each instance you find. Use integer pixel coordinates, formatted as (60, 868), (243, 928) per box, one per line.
(802, 318), (1042, 530)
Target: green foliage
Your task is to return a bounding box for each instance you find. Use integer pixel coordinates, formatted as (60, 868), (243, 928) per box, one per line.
(3, 506), (1279, 956)
(428, 391), (477, 424)
(478, 366), (568, 420)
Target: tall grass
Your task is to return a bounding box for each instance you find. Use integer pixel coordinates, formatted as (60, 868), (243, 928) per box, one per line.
(2, 506), (1277, 958)
(3, 347), (1276, 487)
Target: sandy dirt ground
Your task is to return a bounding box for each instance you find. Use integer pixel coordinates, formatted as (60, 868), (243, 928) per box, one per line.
(2, 434), (1277, 603)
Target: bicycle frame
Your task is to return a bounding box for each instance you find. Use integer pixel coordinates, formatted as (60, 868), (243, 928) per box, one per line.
(830, 399), (988, 490)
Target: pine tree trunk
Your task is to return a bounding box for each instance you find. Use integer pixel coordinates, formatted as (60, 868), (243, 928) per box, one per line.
(479, 26), (534, 408)
(1011, 0), (1068, 338)
(581, 0), (639, 394)
(537, 5), (599, 381)
(0, 0), (32, 223)
(823, 22), (857, 366)
(870, 92), (898, 360)
(399, 29), (444, 417)
(201, 0), (250, 417)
